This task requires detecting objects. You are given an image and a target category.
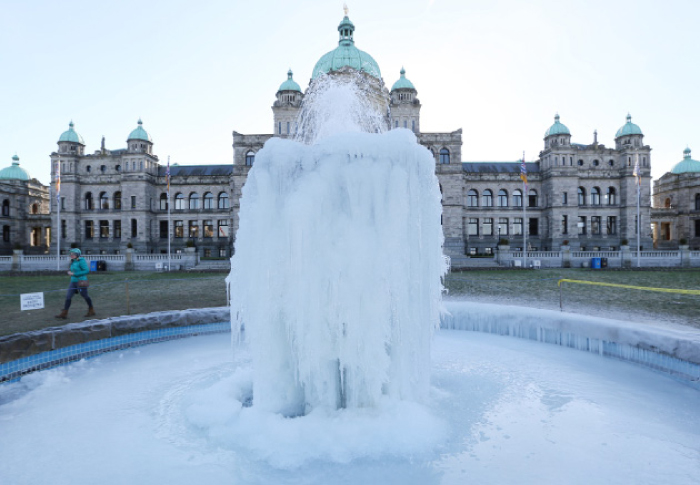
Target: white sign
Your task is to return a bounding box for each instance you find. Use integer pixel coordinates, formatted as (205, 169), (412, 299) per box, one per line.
(21, 292), (45, 311)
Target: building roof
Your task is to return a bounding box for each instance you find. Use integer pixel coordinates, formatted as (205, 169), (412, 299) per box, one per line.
(311, 15), (381, 80)
(278, 69), (302, 93)
(615, 114), (643, 138)
(462, 162), (540, 174)
(671, 147), (700, 174)
(127, 119), (152, 142)
(157, 164), (234, 177)
(0, 155), (31, 181)
(391, 67), (415, 91)
(544, 114), (570, 137)
(58, 121), (85, 144)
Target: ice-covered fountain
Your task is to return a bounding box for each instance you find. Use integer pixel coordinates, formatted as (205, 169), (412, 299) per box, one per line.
(1, 17), (700, 485)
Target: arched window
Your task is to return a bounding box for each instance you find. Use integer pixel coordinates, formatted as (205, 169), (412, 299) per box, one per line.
(607, 187), (616, 205)
(86, 165), (92, 173)
(203, 192), (214, 209)
(513, 189), (523, 207)
(116, 164), (121, 172)
(467, 189), (479, 207)
(592, 159), (599, 167)
(99, 192), (109, 210)
(31, 204), (39, 214)
(577, 187), (586, 206)
(112, 192), (121, 210)
(189, 192), (200, 210)
(498, 189), (508, 207)
(528, 189), (538, 207)
(439, 148), (450, 164)
(591, 187), (601, 205)
(85, 192), (94, 210)
(245, 151), (255, 166)
(218, 192), (230, 209)
(664, 198), (671, 208)
(175, 193), (185, 210)
(695, 194), (700, 211)
(1, 200), (9, 217)
(159, 193), (168, 210)
(483, 189), (493, 207)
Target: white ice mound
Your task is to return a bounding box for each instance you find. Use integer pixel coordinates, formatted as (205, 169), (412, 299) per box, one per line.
(229, 129), (446, 416)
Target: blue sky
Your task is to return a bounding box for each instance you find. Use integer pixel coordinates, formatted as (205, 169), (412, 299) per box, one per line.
(1, 0), (698, 185)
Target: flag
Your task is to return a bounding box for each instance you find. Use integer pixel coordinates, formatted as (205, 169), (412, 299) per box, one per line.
(520, 152), (528, 191)
(55, 160), (61, 203)
(166, 156), (170, 196)
(633, 153), (641, 185)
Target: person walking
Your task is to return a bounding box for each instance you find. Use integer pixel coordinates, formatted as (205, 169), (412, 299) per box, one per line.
(55, 248), (95, 319)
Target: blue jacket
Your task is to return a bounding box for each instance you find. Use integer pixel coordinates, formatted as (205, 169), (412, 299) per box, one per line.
(69, 257), (89, 283)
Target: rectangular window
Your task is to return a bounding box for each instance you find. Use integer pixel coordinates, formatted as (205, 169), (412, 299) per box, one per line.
(99, 220), (109, 238)
(174, 220), (184, 238)
(635, 215), (639, 234)
(203, 220), (214, 238)
(189, 220), (199, 239)
(160, 220), (168, 239)
(563, 192), (567, 205)
(606, 216), (617, 235)
(131, 219), (137, 238)
(498, 218), (508, 236)
(114, 220), (122, 239)
(484, 247), (493, 255)
(160, 196), (168, 210)
(483, 218), (493, 236)
(513, 217), (523, 236)
(591, 216), (601, 235)
(61, 220), (66, 239)
(218, 220), (229, 238)
(468, 218), (479, 236)
(561, 215), (568, 234)
(278, 122), (282, 135)
(578, 216), (586, 235)
(85, 220), (93, 239)
(695, 219), (700, 237)
(469, 247), (477, 256)
(529, 218), (538, 236)
(60, 197), (65, 210)
(131, 196), (136, 209)
(287, 121), (290, 134)
(2, 225), (9, 242)
(204, 248), (212, 258)
(219, 247), (227, 257)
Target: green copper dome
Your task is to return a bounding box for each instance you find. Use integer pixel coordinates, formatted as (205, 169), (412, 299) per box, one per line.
(0, 155), (30, 181)
(544, 114), (570, 137)
(615, 114), (643, 138)
(311, 15), (382, 80)
(278, 69), (302, 92)
(58, 121), (85, 144)
(127, 119), (152, 142)
(671, 147), (700, 174)
(391, 67), (415, 91)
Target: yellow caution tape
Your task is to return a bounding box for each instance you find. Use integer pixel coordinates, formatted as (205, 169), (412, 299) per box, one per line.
(557, 278), (700, 296)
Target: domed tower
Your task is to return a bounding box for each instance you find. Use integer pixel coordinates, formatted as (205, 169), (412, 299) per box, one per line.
(127, 119), (153, 154)
(389, 68), (421, 133)
(543, 114), (571, 149)
(671, 147), (700, 174)
(0, 155), (31, 182)
(272, 69), (303, 137)
(615, 114), (644, 149)
(57, 121), (85, 156)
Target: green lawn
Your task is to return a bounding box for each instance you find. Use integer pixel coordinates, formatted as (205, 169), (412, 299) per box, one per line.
(1, 268), (698, 337)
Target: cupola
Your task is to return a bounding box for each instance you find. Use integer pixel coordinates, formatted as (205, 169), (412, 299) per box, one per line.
(127, 119), (153, 154)
(615, 114), (644, 149)
(543, 114), (571, 148)
(57, 121), (85, 155)
(0, 154), (31, 181)
(671, 147), (700, 174)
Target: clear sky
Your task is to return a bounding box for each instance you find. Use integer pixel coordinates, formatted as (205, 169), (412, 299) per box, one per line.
(2, 0), (698, 185)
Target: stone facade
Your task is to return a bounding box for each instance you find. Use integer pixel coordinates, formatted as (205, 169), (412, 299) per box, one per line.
(0, 168), (51, 255)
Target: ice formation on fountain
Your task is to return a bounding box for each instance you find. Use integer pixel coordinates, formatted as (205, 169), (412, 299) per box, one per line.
(228, 73), (446, 416)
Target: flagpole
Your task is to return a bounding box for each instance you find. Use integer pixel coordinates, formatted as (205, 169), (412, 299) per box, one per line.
(522, 152), (527, 269)
(56, 156), (61, 270)
(636, 153), (641, 268)
(167, 156), (171, 272)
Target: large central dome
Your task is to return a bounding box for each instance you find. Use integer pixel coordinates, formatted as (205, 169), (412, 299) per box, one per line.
(311, 15), (382, 80)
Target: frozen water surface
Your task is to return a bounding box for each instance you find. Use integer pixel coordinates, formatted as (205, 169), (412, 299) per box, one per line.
(0, 328), (698, 485)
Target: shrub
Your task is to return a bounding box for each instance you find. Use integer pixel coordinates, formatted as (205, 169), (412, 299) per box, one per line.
(680, 238), (688, 245)
(185, 240), (195, 248)
(498, 238), (509, 246)
(621, 238), (629, 246)
(126, 242), (134, 249)
(562, 240), (569, 246)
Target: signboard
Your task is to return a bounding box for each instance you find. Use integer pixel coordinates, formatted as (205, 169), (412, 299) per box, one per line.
(21, 292), (45, 311)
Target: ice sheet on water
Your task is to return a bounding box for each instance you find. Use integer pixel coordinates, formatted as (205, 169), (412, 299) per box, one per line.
(229, 128), (446, 415)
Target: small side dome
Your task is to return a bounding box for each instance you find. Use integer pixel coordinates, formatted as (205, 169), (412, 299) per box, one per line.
(391, 67), (415, 91)
(278, 69), (302, 93)
(127, 119), (152, 142)
(615, 114), (643, 138)
(0, 155), (31, 181)
(671, 147), (700, 174)
(544, 114), (570, 137)
(58, 121), (85, 144)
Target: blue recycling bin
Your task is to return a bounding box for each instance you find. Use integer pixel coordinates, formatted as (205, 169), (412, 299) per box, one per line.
(89, 260), (98, 272)
(591, 257), (602, 269)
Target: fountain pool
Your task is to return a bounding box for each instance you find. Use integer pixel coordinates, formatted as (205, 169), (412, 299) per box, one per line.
(0, 307), (698, 485)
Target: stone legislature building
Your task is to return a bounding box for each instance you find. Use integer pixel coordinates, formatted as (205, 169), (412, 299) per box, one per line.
(4, 13), (681, 258)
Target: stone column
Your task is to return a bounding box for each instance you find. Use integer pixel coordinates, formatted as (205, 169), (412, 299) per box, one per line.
(497, 244), (510, 267)
(11, 250), (22, 271)
(183, 247), (197, 269)
(561, 245), (571, 268)
(680, 245), (690, 268)
(621, 245), (631, 268)
(125, 248), (135, 271)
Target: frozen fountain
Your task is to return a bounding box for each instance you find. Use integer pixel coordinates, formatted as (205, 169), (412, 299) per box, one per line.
(0, 74), (699, 484)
